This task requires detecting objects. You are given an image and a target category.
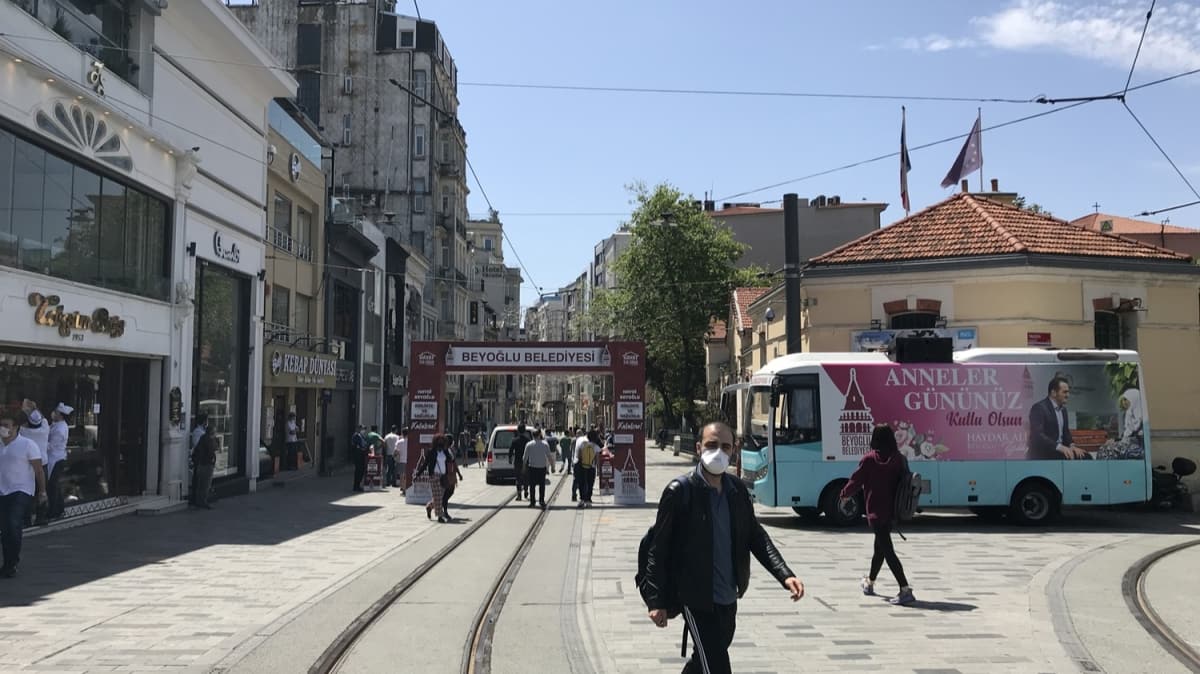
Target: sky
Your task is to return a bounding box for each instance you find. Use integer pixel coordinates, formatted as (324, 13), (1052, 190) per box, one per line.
(412, 0), (1200, 312)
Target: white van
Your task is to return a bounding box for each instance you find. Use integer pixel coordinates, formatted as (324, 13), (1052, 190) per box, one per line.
(484, 424), (524, 485)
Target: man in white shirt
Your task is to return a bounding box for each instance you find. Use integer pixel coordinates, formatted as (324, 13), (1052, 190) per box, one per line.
(1, 409), (47, 576)
(46, 403), (72, 520)
(285, 413), (300, 470)
(384, 426), (404, 491)
(572, 428), (588, 502)
(523, 430), (553, 509)
(18, 401), (50, 526)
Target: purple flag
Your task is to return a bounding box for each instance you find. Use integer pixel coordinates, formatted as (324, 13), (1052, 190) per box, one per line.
(940, 115), (982, 189)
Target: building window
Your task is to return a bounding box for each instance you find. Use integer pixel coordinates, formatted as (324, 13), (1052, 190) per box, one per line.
(413, 70), (427, 105)
(271, 284), (291, 328)
(295, 207), (312, 260)
(441, 186), (451, 214)
(0, 127), (171, 300)
(271, 192), (292, 253)
(414, 125), (426, 158)
(412, 176), (425, 213)
(889, 312), (938, 330)
(440, 136), (450, 162)
(294, 292), (311, 338)
(399, 30), (414, 48)
(18, 0), (141, 85)
(1094, 310), (1137, 349)
(484, 237), (493, 251)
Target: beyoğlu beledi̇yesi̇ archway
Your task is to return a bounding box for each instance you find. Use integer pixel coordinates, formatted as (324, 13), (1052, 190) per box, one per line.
(404, 341), (647, 505)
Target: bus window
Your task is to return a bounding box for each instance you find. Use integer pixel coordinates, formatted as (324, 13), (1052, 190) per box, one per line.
(744, 387), (772, 451)
(775, 385), (820, 445)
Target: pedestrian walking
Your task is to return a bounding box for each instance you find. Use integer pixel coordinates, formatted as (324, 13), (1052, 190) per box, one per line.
(18, 401), (49, 526)
(523, 430), (552, 509)
(190, 414), (216, 509)
(419, 436), (448, 523)
(544, 430), (557, 474)
(571, 427), (587, 501)
(574, 430), (601, 508)
(383, 426), (402, 488)
(510, 423), (530, 501)
(643, 421), (804, 674)
(475, 432), (486, 468)
(840, 425), (914, 605)
(0, 409), (47, 577)
(350, 425), (368, 492)
(45, 403), (72, 521)
(560, 430), (574, 475)
(441, 434), (464, 520)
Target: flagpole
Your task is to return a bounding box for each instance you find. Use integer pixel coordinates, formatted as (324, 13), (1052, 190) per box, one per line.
(977, 107), (984, 192)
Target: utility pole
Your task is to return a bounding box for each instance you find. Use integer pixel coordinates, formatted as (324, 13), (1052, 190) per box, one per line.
(783, 193), (802, 355)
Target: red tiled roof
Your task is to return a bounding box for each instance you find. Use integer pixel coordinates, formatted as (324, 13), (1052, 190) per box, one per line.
(732, 287), (768, 330)
(706, 320), (727, 341)
(1071, 213), (1195, 235)
(809, 193), (1192, 266)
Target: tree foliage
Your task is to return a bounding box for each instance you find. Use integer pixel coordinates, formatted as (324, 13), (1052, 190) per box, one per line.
(1012, 195), (1052, 216)
(583, 182), (757, 429)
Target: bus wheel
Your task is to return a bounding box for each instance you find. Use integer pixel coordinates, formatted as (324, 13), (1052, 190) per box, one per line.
(821, 485), (862, 527)
(1009, 482), (1059, 525)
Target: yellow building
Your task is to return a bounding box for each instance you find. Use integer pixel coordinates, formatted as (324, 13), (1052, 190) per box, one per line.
(779, 190), (1200, 471)
(259, 104), (330, 477)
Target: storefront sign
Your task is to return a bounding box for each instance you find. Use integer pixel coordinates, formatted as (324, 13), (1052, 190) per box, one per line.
(289, 152), (302, 182)
(213, 231), (241, 264)
(335, 362), (356, 388)
(270, 350), (336, 377)
(363, 364), (382, 387)
(445, 345), (612, 369)
(28, 292), (125, 338)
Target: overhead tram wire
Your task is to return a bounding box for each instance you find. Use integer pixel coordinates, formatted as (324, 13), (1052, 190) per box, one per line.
(717, 65), (1200, 202)
(385, 76), (545, 295)
(1124, 0), (1157, 98)
(0, 33), (1041, 105)
(1136, 200), (1200, 218)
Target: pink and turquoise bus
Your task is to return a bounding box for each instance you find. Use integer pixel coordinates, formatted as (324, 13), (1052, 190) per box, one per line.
(735, 348), (1149, 525)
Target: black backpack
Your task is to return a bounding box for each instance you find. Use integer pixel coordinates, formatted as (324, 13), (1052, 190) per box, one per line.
(894, 456), (921, 523)
(635, 474), (692, 619)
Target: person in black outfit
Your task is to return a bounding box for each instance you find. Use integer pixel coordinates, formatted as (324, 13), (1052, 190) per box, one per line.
(643, 422), (804, 674)
(509, 423), (530, 500)
(350, 425), (368, 491)
(1027, 376), (1089, 460)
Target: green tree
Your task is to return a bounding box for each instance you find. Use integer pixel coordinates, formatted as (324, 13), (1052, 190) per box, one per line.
(1012, 195), (1052, 216)
(584, 182), (760, 431)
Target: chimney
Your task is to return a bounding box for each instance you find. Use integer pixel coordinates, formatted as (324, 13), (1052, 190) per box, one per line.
(960, 179), (969, 193)
(703, 200), (715, 212)
(990, 178), (999, 192)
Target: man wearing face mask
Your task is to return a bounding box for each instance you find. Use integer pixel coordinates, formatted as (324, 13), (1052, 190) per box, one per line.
(0, 409), (47, 577)
(643, 422), (803, 674)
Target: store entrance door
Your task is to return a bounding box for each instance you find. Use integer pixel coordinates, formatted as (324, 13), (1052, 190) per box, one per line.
(272, 391), (288, 471)
(115, 359), (149, 496)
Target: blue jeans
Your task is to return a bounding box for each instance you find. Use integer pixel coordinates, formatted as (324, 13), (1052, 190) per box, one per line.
(0, 491), (33, 570)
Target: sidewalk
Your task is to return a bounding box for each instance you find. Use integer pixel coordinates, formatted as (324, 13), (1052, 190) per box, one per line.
(0, 463), (495, 673)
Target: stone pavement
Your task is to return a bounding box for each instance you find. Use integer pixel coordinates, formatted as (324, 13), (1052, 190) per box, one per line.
(0, 462), (496, 673)
(577, 449), (1200, 674)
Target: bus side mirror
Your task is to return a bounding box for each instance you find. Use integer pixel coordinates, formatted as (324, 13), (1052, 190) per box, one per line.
(769, 381), (781, 408)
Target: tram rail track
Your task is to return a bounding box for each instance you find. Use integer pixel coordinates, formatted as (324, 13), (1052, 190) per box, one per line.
(1122, 538), (1200, 673)
(309, 472), (570, 674)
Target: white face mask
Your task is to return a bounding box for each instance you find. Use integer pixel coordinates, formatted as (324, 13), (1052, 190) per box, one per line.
(700, 448), (730, 475)
(0, 426), (11, 440)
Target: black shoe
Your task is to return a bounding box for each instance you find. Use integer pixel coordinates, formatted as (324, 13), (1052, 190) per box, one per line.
(0, 566), (15, 579)
(571, 495), (577, 502)
(540, 503), (547, 509)
(516, 495), (522, 501)
(426, 505), (433, 520)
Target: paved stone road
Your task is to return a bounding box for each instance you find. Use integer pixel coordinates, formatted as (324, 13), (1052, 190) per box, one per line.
(580, 449), (1200, 674)
(2, 451), (1197, 674)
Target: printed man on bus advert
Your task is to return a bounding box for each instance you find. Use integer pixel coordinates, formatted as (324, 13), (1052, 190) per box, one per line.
(1026, 376), (1088, 460)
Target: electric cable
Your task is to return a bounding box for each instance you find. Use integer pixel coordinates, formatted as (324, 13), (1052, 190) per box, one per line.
(1122, 102), (1200, 201)
(1123, 0), (1157, 98)
(1135, 200), (1200, 218)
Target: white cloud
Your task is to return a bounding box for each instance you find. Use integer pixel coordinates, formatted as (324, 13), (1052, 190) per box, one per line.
(889, 0), (1200, 73)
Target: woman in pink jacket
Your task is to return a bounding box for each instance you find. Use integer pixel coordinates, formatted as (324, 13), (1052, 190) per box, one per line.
(840, 425), (914, 605)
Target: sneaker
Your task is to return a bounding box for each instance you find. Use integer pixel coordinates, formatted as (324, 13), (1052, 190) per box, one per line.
(861, 578), (876, 596)
(516, 495), (523, 501)
(889, 588), (915, 605)
(585, 501), (593, 508)
(576, 501), (585, 509)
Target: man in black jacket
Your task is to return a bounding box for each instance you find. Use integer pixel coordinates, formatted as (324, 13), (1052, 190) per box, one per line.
(644, 421), (803, 673)
(1027, 376), (1089, 460)
(509, 423), (530, 501)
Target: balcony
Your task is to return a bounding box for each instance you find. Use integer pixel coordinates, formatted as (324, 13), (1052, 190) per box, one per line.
(266, 226), (314, 262)
(437, 159), (461, 178)
(15, 0), (142, 87)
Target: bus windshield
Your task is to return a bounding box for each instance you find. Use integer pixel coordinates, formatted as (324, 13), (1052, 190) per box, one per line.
(744, 386), (772, 450)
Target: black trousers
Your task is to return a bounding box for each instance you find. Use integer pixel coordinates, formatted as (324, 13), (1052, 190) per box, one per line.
(352, 451), (366, 490)
(47, 461), (67, 519)
(526, 466), (546, 505)
(870, 521), (909, 587)
(577, 465), (596, 502)
(682, 602), (737, 674)
(515, 459), (526, 496)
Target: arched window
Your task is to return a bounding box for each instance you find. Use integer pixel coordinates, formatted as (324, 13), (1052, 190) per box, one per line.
(889, 312), (939, 330)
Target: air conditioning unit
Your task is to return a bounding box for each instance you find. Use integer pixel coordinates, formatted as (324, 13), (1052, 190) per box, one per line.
(343, 75), (353, 95)
(342, 128), (352, 146)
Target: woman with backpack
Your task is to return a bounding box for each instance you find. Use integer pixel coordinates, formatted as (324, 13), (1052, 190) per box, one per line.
(419, 435), (447, 523)
(440, 434), (464, 520)
(840, 425), (914, 605)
